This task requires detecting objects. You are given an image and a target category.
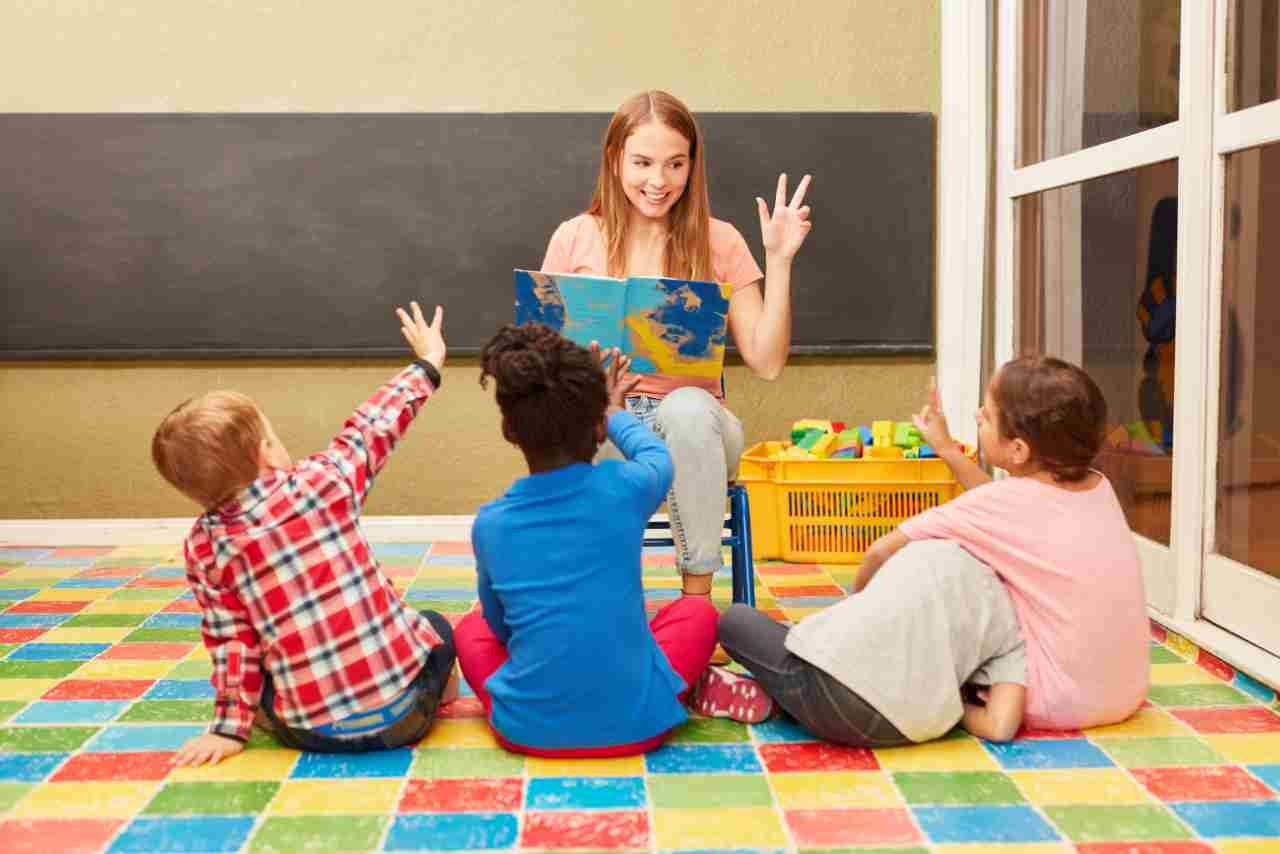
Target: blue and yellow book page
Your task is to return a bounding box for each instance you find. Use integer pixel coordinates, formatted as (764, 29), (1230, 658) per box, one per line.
(513, 270), (731, 378)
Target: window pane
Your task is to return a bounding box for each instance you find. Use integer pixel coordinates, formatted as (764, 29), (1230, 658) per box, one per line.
(1216, 143), (1280, 577)
(1017, 160), (1179, 544)
(1020, 0), (1180, 166)
(1229, 0), (1280, 112)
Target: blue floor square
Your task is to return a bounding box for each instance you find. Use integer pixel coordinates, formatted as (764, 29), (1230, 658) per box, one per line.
(143, 567), (187, 578)
(143, 613), (203, 629)
(0, 614), (72, 628)
(984, 738), (1114, 769)
(644, 589), (682, 600)
(913, 805), (1061, 843)
(375, 543), (433, 559)
(405, 588), (476, 600)
(0, 753), (66, 783)
(109, 816), (256, 853)
(0, 548), (53, 561)
(749, 715), (817, 743)
(52, 578), (129, 589)
(87, 725), (205, 752)
(14, 700), (129, 724)
(1250, 764), (1280, 795)
(525, 776), (646, 809)
(291, 747), (414, 778)
(424, 555), (477, 566)
(145, 680), (216, 700)
(26, 556), (98, 567)
(7, 642), (111, 661)
(1171, 801), (1280, 838)
(385, 813), (518, 851)
(0, 588), (39, 600)
(645, 744), (761, 774)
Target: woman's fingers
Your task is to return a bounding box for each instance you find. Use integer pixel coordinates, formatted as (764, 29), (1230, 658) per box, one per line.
(775, 173), (788, 212)
(789, 174), (812, 208)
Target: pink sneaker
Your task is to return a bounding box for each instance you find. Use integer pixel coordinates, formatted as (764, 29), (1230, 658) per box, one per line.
(691, 666), (774, 724)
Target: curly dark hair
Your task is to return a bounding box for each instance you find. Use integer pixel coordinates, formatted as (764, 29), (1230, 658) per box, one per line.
(991, 355), (1108, 482)
(479, 322), (608, 461)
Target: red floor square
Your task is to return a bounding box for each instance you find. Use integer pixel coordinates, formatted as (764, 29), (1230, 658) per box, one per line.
(52, 547), (115, 558)
(43, 679), (154, 701)
(126, 578), (185, 588)
(51, 751), (174, 782)
(1077, 843), (1216, 854)
(1017, 725), (1086, 739)
(0, 819), (124, 854)
(758, 742), (879, 773)
(6, 600), (88, 614)
(1171, 706), (1280, 734)
(438, 696), (485, 719)
(399, 778), (522, 812)
(785, 808), (920, 847)
(76, 566), (146, 579)
(757, 563), (821, 575)
(0, 629), (47, 643)
(763, 609), (789, 622)
(161, 599), (202, 613)
(99, 642), (194, 660)
(1130, 766), (1275, 802)
(383, 565), (417, 578)
(429, 542), (474, 556)
(521, 810), (649, 850)
(766, 584), (845, 597)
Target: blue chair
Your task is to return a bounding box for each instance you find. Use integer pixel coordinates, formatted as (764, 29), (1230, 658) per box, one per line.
(644, 484), (756, 606)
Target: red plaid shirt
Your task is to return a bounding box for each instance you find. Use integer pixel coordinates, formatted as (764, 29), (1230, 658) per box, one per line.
(183, 363), (442, 742)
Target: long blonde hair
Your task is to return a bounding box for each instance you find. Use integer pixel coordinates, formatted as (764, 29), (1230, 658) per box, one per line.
(587, 91), (713, 280)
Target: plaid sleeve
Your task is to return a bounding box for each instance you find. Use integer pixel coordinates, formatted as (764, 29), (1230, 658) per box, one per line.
(321, 363), (436, 505)
(184, 539), (263, 743)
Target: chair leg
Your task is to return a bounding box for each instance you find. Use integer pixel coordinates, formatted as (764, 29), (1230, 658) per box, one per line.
(729, 485), (756, 607)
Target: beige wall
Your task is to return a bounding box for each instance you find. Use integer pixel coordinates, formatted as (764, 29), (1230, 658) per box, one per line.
(0, 0), (940, 518)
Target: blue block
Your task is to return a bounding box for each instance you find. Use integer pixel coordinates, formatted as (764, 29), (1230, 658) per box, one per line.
(750, 715), (818, 744)
(291, 747), (413, 778)
(88, 725), (205, 752)
(14, 700), (128, 724)
(645, 744), (762, 774)
(913, 805), (1060, 843)
(8, 642), (110, 661)
(1171, 800), (1280, 838)
(146, 680), (216, 700)
(385, 813), (518, 851)
(52, 578), (129, 589)
(0, 589), (39, 601)
(984, 738), (1114, 769)
(143, 613), (203, 629)
(1234, 671), (1278, 703)
(858, 425), (874, 445)
(525, 776), (646, 810)
(109, 816), (256, 853)
(0, 753), (66, 782)
(0, 614), (71, 628)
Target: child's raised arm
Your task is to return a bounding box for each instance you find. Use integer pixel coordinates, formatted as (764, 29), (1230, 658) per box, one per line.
(960, 682), (1026, 742)
(595, 345), (674, 510)
(913, 378), (991, 490)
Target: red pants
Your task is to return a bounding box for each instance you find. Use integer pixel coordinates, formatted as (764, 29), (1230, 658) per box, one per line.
(454, 595), (719, 757)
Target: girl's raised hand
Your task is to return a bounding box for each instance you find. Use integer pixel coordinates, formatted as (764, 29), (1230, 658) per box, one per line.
(592, 341), (639, 415)
(758, 173), (813, 262)
(396, 301), (446, 371)
(912, 377), (955, 452)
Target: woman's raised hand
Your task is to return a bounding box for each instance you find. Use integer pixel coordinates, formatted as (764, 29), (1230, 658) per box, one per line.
(758, 173), (813, 262)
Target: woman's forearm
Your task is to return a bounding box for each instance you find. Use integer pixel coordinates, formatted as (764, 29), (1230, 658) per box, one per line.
(743, 256), (793, 381)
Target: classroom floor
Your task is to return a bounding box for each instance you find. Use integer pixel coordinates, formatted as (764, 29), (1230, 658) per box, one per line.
(2, 541), (1280, 853)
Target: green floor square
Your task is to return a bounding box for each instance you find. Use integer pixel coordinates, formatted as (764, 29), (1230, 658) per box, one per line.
(0, 726), (99, 752)
(894, 771), (1024, 805)
(0, 783), (31, 812)
(1149, 645), (1183, 664)
(144, 781), (280, 816)
(124, 628), (202, 643)
(0, 701), (26, 722)
(118, 700), (213, 723)
(648, 773), (772, 808)
(411, 747), (525, 778)
(1043, 804), (1192, 842)
(0, 644), (16, 659)
(166, 659), (214, 679)
(667, 716), (750, 743)
(1147, 683), (1254, 706)
(249, 815), (387, 853)
(403, 598), (472, 614)
(62, 613), (149, 628)
(109, 587), (180, 601)
(0, 660), (83, 679)
(245, 728), (290, 750)
(1094, 736), (1226, 768)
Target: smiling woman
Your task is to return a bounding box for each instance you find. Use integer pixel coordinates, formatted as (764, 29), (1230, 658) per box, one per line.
(539, 89), (813, 598)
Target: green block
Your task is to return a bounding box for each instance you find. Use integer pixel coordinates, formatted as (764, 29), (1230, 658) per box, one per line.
(893, 422), (922, 448)
(0, 701), (26, 722)
(0, 660), (83, 679)
(109, 587), (181, 600)
(411, 747), (525, 778)
(249, 815), (387, 853)
(893, 771), (1023, 805)
(796, 428), (827, 450)
(1147, 683), (1253, 706)
(0, 783), (31, 812)
(667, 716), (750, 743)
(0, 726), (99, 752)
(647, 773), (772, 808)
(118, 700), (213, 723)
(125, 628), (202, 643)
(1094, 736), (1225, 768)
(145, 781), (280, 816)
(166, 659), (214, 679)
(1043, 804), (1191, 843)
(63, 613), (149, 628)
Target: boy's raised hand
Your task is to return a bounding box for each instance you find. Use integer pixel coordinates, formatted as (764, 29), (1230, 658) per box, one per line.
(912, 377), (955, 452)
(591, 341), (639, 416)
(758, 172), (813, 262)
(396, 301), (446, 371)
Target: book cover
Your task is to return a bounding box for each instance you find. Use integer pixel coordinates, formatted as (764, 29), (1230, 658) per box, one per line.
(514, 270), (732, 379)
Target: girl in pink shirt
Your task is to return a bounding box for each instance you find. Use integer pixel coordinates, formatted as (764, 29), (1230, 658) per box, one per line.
(541, 90), (814, 598)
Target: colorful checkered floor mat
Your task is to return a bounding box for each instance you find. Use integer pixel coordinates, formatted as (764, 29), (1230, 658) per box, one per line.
(1, 542), (1279, 852)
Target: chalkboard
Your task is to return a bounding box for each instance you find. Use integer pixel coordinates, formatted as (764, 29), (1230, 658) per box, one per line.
(0, 113), (934, 359)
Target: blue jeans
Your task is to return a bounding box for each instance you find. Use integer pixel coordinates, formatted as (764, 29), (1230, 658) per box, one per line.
(258, 609), (456, 753)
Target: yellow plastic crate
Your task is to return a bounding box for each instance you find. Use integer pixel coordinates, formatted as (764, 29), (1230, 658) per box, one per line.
(738, 441), (969, 564)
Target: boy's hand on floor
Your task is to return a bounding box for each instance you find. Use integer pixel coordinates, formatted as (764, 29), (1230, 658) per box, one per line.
(396, 301), (447, 371)
(173, 732), (245, 767)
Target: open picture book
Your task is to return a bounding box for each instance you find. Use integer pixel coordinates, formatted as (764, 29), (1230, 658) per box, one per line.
(514, 270), (733, 379)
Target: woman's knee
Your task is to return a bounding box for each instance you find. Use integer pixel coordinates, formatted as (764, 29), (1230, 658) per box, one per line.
(654, 387), (720, 438)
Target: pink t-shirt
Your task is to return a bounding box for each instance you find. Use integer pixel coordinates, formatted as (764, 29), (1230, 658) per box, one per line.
(540, 213), (764, 399)
(898, 473), (1149, 731)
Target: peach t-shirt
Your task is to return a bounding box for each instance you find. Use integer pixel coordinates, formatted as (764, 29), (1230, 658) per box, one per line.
(540, 213), (763, 399)
(898, 473), (1149, 731)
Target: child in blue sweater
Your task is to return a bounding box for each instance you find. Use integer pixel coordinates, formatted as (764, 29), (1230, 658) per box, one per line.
(454, 322), (721, 756)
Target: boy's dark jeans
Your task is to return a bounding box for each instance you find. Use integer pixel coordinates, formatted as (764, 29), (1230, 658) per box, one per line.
(718, 603), (910, 748)
(258, 609), (456, 753)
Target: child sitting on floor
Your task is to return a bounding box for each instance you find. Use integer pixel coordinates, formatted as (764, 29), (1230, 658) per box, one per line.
(454, 322), (721, 756)
(151, 301), (457, 766)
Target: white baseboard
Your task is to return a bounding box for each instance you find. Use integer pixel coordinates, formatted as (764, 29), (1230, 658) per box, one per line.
(0, 516), (476, 546)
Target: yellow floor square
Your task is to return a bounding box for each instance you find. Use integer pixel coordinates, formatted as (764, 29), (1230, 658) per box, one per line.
(184, 646), (210, 661)
(107, 545), (180, 559)
(4, 569), (78, 581)
(420, 718), (499, 749)
(1219, 841), (1280, 854)
(769, 771), (902, 808)
(762, 573), (838, 588)
(936, 845), (1073, 853)
(1203, 733), (1280, 763)
(169, 748), (300, 781)
(38, 626), (133, 644)
(1009, 768), (1154, 804)
(80, 599), (165, 615)
(268, 779), (402, 814)
(1083, 707), (1195, 738)
(75, 659), (177, 680)
(1148, 662), (1225, 685)
(781, 607), (824, 620)
(653, 807), (788, 849)
(11, 782), (160, 818)
(525, 755), (645, 777)
(874, 737), (1000, 771)
(27, 588), (114, 602)
(0, 679), (59, 701)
